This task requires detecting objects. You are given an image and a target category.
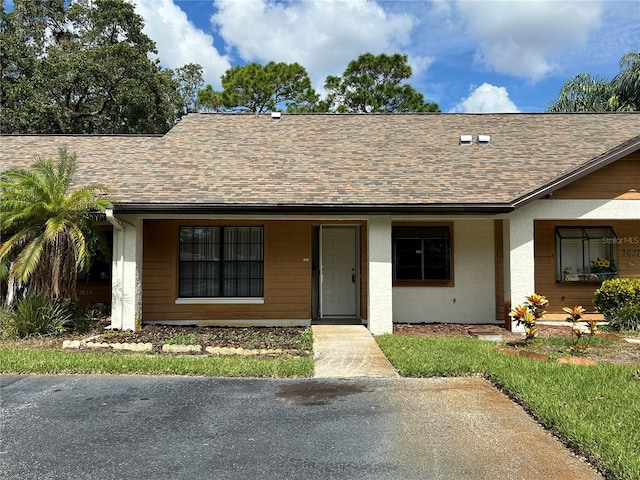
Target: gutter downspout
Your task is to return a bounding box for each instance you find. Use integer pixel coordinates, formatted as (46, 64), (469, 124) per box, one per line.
(105, 207), (123, 231)
(105, 207), (124, 330)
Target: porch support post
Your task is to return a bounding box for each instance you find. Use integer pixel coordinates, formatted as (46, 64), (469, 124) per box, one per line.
(110, 217), (143, 331)
(506, 212), (535, 332)
(367, 215), (393, 335)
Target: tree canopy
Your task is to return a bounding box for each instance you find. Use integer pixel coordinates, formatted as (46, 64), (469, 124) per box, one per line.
(0, 0), (203, 133)
(197, 61), (318, 114)
(322, 53), (440, 113)
(196, 53), (439, 115)
(547, 51), (640, 112)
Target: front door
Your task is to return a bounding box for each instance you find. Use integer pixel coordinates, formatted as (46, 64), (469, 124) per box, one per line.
(320, 226), (358, 317)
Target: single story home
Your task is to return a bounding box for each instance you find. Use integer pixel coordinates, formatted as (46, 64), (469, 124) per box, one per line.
(1, 113), (639, 334)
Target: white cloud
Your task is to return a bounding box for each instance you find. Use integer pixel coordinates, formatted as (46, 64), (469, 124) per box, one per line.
(450, 83), (520, 113)
(408, 55), (436, 81)
(211, 0), (418, 89)
(456, 0), (602, 81)
(132, 0), (231, 89)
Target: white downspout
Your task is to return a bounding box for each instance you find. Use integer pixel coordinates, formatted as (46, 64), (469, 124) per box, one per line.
(105, 207), (123, 231)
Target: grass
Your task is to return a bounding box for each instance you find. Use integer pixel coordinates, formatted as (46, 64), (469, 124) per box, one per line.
(0, 325), (315, 377)
(0, 347), (313, 378)
(376, 334), (640, 480)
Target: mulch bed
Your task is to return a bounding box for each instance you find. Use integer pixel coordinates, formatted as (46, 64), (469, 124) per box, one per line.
(10, 322), (637, 365)
(94, 325), (308, 352)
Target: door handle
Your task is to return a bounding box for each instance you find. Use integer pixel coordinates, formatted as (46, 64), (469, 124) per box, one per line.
(352, 270), (356, 283)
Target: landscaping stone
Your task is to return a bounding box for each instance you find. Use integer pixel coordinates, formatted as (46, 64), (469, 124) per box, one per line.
(62, 340), (81, 349)
(84, 342), (112, 349)
(625, 338), (640, 345)
(557, 357), (598, 366)
(497, 348), (550, 361)
(599, 333), (619, 340)
(111, 343), (153, 352)
(472, 333), (503, 342)
(162, 344), (202, 354)
(126, 343), (153, 352)
(517, 350), (550, 361)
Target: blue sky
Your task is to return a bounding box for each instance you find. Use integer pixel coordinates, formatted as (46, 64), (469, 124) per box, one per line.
(60, 1), (640, 112)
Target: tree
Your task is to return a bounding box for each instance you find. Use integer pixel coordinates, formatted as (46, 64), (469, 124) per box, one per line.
(323, 53), (439, 113)
(0, 149), (109, 301)
(173, 63), (204, 117)
(546, 73), (617, 112)
(613, 51), (640, 111)
(547, 50), (639, 112)
(197, 61), (318, 114)
(0, 0), (203, 133)
(195, 84), (225, 113)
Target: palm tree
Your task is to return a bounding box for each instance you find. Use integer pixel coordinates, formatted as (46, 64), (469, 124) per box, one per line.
(0, 148), (109, 301)
(613, 51), (640, 111)
(547, 50), (640, 112)
(546, 73), (618, 112)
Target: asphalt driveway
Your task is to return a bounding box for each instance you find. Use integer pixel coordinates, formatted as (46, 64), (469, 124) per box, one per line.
(0, 376), (601, 480)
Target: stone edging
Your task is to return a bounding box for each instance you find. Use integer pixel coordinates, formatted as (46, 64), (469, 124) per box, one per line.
(498, 347), (598, 366)
(62, 336), (303, 356)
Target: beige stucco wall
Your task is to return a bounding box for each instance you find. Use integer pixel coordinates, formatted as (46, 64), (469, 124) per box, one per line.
(392, 219), (496, 324)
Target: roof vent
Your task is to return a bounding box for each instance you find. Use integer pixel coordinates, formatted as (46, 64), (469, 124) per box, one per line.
(478, 134), (491, 145)
(459, 134), (472, 146)
(271, 112), (282, 120)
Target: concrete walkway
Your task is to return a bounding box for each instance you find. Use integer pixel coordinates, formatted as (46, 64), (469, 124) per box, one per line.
(312, 324), (399, 378)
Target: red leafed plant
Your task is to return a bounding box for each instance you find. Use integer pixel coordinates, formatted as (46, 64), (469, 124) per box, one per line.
(563, 305), (598, 353)
(509, 294), (549, 340)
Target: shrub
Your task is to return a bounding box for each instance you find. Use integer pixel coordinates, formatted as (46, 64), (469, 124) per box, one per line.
(609, 304), (640, 331)
(509, 293), (548, 340)
(0, 294), (74, 338)
(72, 307), (101, 334)
(594, 278), (640, 327)
(563, 305), (598, 354)
(0, 304), (17, 339)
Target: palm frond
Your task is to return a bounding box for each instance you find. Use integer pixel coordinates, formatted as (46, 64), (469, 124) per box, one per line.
(1, 149), (109, 300)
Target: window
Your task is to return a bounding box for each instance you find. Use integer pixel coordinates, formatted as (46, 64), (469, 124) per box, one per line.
(393, 226), (452, 283)
(78, 229), (112, 283)
(179, 226), (263, 297)
(555, 227), (618, 283)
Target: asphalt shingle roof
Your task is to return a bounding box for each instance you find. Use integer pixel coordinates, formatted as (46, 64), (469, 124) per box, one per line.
(1, 113), (639, 212)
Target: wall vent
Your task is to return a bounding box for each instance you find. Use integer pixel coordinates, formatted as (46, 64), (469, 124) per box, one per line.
(459, 134), (472, 146)
(478, 134), (491, 145)
(271, 112), (282, 120)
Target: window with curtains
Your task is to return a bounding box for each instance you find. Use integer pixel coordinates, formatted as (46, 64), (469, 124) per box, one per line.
(178, 226), (264, 297)
(393, 226), (452, 283)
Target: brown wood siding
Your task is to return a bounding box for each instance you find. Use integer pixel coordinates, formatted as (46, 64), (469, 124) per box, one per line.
(550, 153), (640, 200)
(142, 220), (368, 322)
(534, 220), (640, 314)
(494, 220), (505, 322)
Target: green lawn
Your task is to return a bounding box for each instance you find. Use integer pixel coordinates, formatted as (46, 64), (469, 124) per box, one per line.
(0, 347), (313, 378)
(376, 334), (640, 480)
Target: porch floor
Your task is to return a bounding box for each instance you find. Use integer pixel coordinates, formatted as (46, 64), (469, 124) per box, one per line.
(312, 325), (398, 378)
